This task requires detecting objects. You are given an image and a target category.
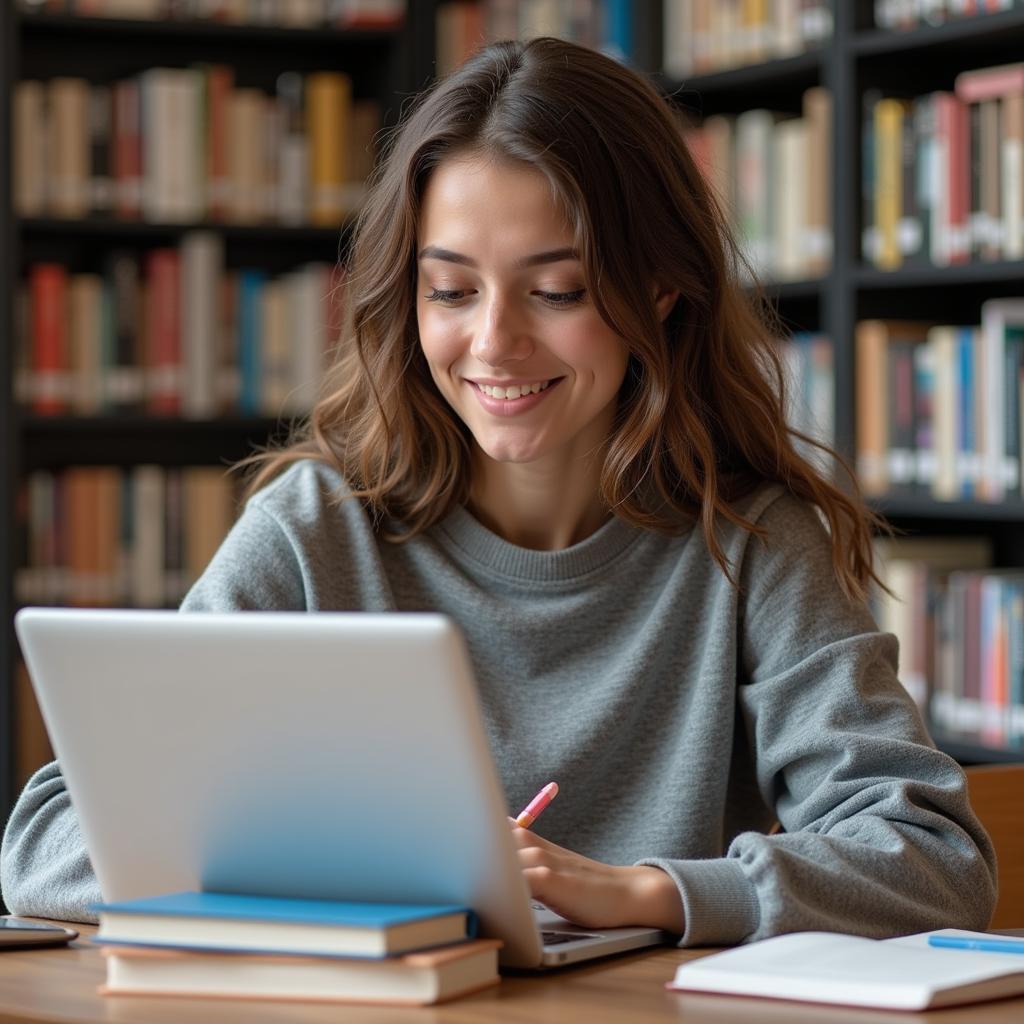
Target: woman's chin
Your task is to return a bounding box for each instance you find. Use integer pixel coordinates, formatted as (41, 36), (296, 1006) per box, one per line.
(473, 436), (549, 465)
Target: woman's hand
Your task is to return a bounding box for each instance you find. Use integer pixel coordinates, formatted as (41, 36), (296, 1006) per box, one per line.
(509, 821), (685, 933)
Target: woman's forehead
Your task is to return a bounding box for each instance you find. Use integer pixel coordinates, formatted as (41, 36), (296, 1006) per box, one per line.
(418, 156), (579, 257)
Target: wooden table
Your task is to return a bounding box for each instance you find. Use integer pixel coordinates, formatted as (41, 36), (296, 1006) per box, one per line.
(1, 923), (1023, 1024)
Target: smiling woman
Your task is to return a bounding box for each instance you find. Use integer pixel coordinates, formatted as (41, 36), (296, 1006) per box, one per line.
(1, 38), (998, 948)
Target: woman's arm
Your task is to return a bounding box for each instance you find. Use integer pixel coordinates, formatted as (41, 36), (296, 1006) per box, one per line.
(639, 493), (997, 945)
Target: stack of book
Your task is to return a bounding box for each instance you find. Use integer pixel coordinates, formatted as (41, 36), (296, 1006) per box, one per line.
(92, 891), (501, 1006)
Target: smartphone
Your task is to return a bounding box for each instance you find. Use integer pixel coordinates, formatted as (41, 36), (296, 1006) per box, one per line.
(0, 918), (78, 949)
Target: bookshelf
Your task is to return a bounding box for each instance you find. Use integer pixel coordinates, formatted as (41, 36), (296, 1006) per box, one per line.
(3, 0), (1024, 836)
(0, 0), (437, 826)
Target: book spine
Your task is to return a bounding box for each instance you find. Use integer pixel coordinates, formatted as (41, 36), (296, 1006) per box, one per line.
(181, 232), (224, 419)
(914, 342), (937, 490)
(48, 77), (91, 218)
(856, 321), (888, 496)
(875, 98), (904, 270)
(307, 72), (352, 226)
(1004, 90), (1024, 260)
(145, 249), (183, 416)
(13, 81), (47, 216)
(237, 269), (265, 415)
(113, 79), (143, 219)
(30, 264), (70, 416)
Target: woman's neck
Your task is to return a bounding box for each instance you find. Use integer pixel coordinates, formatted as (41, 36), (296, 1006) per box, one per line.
(467, 449), (611, 550)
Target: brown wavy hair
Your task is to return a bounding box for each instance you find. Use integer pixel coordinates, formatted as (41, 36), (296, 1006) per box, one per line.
(243, 36), (884, 601)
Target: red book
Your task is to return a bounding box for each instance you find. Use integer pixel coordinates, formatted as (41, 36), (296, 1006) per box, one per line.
(205, 65), (233, 221)
(29, 264), (69, 416)
(948, 94), (970, 265)
(145, 249), (182, 415)
(934, 92), (970, 266)
(112, 80), (142, 220)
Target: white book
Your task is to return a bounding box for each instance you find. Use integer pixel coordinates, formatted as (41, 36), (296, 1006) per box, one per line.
(773, 118), (807, 281)
(141, 69), (204, 223)
(287, 263), (330, 416)
(669, 930), (1024, 1011)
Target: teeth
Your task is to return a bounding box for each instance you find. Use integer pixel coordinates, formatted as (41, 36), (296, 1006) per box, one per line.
(479, 380), (550, 400)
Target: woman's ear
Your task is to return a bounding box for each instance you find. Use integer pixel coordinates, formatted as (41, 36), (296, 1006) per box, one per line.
(652, 283), (681, 323)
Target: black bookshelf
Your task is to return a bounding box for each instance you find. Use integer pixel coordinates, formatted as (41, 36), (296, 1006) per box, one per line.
(0, 2), (436, 834)
(5, 0), (1024, 831)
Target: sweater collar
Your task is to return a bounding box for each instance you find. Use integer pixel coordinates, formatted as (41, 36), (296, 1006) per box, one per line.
(434, 503), (643, 582)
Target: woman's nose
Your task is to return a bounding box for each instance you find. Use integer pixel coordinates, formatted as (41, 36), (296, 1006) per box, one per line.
(469, 297), (534, 366)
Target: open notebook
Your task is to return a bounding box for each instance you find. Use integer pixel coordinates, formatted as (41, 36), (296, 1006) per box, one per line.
(668, 930), (1024, 1011)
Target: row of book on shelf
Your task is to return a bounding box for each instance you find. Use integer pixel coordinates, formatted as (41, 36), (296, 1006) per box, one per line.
(873, 537), (1024, 750)
(16, 465), (238, 608)
(17, 0), (406, 27)
(862, 61), (1024, 269)
(662, 0), (833, 79)
(12, 68), (378, 226)
(17, 242), (343, 419)
(91, 891), (498, 1004)
(855, 300), (1024, 503)
(683, 86), (832, 283)
(874, 0), (1024, 32)
(435, 0), (634, 77)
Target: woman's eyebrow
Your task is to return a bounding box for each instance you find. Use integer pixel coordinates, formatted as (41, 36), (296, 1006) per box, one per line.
(417, 246), (580, 269)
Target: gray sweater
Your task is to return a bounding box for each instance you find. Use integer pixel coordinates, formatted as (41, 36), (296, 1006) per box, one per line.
(1, 460), (997, 944)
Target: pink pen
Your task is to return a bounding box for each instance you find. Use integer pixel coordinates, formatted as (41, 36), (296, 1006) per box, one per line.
(515, 782), (559, 828)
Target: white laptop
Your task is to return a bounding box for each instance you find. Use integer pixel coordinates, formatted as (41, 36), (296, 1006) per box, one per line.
(14, 607), (666, 968)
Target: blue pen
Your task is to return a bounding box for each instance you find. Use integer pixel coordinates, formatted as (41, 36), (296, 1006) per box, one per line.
(928, 935), (1024, 955)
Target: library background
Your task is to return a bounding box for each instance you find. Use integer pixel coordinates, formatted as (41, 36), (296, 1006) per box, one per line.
(3, 0), (1024, 840)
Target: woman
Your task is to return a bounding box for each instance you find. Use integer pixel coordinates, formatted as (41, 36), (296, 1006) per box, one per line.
(2, 38), (995, 944)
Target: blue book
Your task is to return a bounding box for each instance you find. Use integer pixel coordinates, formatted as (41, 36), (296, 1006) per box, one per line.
(602, 0), (632, 63)
(91, 891), (476, 959)
(957, 326), (976, 500)
(237, 269), (265, 416)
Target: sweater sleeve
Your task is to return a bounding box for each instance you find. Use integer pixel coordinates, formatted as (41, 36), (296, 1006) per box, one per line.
(638, 492), (997, 946)
(1, 500), (306, 922)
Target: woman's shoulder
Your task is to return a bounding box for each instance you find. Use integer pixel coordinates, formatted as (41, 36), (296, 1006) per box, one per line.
(727, 480), (819, 540)
(245, 457), (359, 529)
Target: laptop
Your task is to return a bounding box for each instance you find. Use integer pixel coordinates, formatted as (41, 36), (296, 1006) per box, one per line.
(14, 607), (666, 968)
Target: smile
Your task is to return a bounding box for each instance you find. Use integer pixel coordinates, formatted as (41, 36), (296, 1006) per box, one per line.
(476, 380), (552, 401)
(468, 377), (564, 416)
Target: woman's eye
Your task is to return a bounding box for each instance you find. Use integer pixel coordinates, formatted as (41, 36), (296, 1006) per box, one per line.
(424, 287), (465, 305)
(538, 289), (587, 307)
